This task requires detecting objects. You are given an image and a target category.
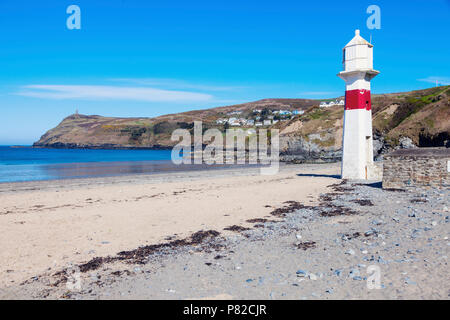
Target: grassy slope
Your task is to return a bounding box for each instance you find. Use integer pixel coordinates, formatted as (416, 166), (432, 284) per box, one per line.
(277, 85), (449, 149)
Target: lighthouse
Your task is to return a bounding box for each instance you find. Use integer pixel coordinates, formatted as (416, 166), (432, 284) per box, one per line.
(338, 29), (380, 180)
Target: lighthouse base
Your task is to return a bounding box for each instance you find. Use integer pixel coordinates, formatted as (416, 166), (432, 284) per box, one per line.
(341, 108), (379, 180)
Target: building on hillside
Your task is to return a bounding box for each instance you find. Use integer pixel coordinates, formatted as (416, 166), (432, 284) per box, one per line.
(263, 120), (272, 126)
(320, 100), (345, 108)
(228, 117), (241, 126)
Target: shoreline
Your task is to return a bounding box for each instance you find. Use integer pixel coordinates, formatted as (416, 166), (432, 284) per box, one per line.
(0, 160), (265, 187)
(32, 144), (173, 150)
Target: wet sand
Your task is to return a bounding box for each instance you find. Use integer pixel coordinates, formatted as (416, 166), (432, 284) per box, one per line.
(0, 163), (340, 289)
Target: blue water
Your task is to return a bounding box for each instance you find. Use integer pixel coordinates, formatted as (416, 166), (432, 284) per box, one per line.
(0, 146), (173, 166)
(0, 146), (191, 183)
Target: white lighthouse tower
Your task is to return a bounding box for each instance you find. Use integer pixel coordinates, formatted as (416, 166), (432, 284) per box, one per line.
(338, 29), (380, 180)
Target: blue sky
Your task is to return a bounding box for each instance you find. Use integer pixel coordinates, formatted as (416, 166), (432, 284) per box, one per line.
(0, 0), (449, 144)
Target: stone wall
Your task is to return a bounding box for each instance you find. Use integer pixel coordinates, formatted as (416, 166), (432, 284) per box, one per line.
(383, 148), (450, 189)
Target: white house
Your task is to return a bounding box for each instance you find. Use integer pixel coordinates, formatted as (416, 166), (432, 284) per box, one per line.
(263, 120), (272, 126)
(228, 117), (241, 126)
(320, 100), (344, 108)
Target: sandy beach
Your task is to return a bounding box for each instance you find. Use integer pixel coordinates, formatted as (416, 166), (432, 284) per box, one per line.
(1, 162), (448, 300)
(0, 163), (339, 289)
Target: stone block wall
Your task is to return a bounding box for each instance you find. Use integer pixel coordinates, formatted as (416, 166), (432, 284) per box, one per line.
(383, 148), (450, 189)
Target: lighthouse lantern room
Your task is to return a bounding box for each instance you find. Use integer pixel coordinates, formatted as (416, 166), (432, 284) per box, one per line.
(338, 29), (380, 180)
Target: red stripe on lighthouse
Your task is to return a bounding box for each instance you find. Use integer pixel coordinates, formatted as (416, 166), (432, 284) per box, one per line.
(344, 89), (371, 110)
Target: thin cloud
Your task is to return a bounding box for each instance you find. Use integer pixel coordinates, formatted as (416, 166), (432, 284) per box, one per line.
(417, 76), (450, 86)
(16, 85), (213, 102)
(298, 91), (339, 98)
(110, 78), (244, 92)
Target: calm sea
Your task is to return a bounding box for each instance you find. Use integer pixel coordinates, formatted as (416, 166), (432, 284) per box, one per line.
(0, 146), (236, 183)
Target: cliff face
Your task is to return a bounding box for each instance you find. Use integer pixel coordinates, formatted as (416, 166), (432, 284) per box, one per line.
(34, 86), (450, 160)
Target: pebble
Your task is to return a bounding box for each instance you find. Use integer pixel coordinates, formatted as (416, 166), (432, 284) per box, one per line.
(308, 273), (318, 281)
(345, 249), (355, 256)
(364, 230), (376, 237)
(349, 268), (360, 279)
(377, 256), (387, 264)
(334, 269), (342, 277)
(296, 270), (307, 277)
